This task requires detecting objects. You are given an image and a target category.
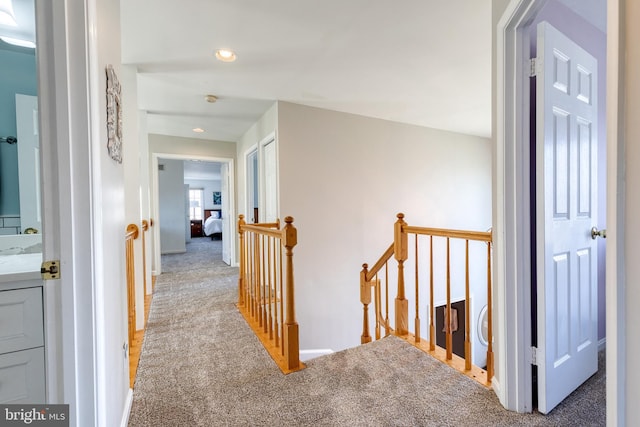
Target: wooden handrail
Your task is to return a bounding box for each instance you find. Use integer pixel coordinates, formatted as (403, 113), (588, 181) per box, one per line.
(126, 223), (139, 240)
(237, 214), (304, 374)
(360, 213), (493, 386)
(363, 243), (394, 282)
(248, 220), (280, 229)
(240, 224), (284, 239)
(403, 225), (492, 242)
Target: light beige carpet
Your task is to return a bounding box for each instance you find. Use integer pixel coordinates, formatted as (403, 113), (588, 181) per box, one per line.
(128, 238), (605, 426)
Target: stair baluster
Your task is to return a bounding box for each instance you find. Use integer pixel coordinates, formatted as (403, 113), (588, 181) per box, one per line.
(359, 213), (493, 386)
(237, 215), (303, 374)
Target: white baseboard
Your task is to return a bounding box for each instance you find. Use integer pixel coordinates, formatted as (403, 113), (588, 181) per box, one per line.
(598, 337), (606, 352)
(121, 388), (133, 427)
(299, 349), (334, 362)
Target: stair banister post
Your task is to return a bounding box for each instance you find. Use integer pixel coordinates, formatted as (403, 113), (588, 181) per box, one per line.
(238, 215), (246, 306)
(282, 216), (300, 370)
(394, 213), (409, 335)
(360, 264), (372, 344)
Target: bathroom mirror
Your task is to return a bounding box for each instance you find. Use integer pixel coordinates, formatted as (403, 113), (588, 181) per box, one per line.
(0, 0), (39, 236)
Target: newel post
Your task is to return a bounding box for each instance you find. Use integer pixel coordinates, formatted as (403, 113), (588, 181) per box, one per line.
(282, 216), (300, 370)
(360, 264), (372, 344)
(394, 213), (409, 335)
(237, 215), (246, 306)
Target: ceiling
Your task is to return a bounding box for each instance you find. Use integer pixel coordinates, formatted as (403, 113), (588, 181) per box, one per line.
(2, 1), (606, 145)
(120, 1), (493, 142)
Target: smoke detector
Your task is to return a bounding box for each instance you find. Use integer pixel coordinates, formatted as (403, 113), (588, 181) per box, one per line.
(205, 95), (218, 103)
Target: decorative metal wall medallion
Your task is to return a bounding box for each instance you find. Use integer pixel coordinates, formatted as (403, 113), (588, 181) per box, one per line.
(106, 64), (123, 163)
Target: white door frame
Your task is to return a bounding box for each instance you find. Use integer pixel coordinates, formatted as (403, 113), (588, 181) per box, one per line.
(604, 1), (624, 424)
(244, 146), (258, 222)
(243, 132), (279, 224)
(259, 132), (279, 223)
(150, 153), (237, 273)
(495, 0), (622, 420)
(36, 0), (99, 423)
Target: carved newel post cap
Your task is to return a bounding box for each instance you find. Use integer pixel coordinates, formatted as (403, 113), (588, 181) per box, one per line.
(239, 214), (245, 220)
(283, 216), (296, 247)
(397, 213), (405, 219)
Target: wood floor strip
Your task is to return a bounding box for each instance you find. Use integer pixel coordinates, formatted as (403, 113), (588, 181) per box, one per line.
(129, 276), (155, 388)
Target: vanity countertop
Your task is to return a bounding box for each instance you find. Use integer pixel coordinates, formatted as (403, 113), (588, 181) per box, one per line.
(0, 253), (42, 284)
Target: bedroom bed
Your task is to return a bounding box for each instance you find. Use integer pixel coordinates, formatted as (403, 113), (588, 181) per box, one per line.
(204, 209), (223, 240)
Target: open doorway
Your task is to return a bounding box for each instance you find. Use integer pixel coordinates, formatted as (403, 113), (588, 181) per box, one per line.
(184, 160), (223, 242)
(151, 154), (236, 274)
(496, 0), (607, 414)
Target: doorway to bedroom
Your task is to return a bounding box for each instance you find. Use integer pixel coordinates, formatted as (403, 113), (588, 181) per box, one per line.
(184, 161), (224, 242)
(152, 154), (235, 275)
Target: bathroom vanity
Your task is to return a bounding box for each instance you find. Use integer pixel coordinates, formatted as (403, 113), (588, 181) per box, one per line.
(0, 236), (45, 404)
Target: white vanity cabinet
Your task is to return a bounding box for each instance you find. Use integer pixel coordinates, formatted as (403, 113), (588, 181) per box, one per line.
(0, 279), (46, 404)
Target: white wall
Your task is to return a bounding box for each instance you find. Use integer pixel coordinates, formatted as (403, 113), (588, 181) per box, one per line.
(149, 134), (236, 162)
(158, 159), (186, 254)
(89, 0), (129, 424)
(277, 102), (492, 354)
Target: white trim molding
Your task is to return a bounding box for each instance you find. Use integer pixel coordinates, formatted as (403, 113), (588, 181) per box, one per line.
(151, 153), (237, 272)
(494, 0), (547, 413)
(120, 388), (133, 427)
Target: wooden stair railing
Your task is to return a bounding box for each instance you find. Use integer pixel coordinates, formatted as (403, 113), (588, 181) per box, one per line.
(237, 215), (304, 374)
(125, 223), (140, 356)
(360, 213), (493, 386)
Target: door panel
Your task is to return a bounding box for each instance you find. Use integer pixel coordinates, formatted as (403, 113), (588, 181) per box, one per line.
(16, 94), (41, 234)
(536, 21), (598, 414)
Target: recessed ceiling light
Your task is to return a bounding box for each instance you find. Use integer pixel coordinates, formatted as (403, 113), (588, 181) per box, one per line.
(192, 128), (205, 133)
(215, 49), (236, 62)
(205, 94), (218, 103)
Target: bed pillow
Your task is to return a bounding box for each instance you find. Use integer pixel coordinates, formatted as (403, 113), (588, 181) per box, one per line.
(211, 211), (220, 219)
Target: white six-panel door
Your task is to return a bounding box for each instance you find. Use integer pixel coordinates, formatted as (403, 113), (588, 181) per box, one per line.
(16, 94), (41, 234)
(536, 21), (599, 414)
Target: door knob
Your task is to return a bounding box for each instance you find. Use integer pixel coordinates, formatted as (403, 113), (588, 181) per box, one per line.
(591, 227), (606, 240)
